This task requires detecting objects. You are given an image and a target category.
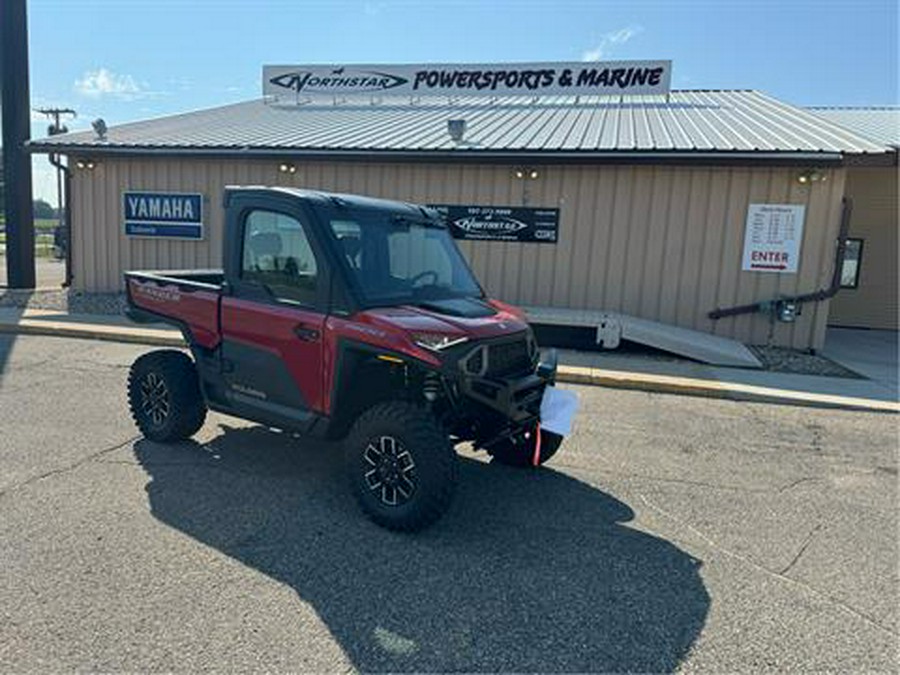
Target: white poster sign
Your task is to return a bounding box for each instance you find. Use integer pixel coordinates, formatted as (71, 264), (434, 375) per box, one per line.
(741, 204), (805, 274)
(263, 61), (672, 99)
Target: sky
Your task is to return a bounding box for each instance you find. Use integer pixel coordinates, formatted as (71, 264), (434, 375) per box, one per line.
(15, 0), (900, 205)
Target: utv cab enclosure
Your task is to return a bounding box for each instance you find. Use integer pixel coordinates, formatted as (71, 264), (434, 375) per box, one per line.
(125, 187), (576, 531)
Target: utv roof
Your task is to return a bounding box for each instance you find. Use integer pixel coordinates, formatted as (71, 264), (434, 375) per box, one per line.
(224, 186), (436, 218)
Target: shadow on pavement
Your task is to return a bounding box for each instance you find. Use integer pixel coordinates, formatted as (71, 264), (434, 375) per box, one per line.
(0, 333), (16, 379)
(134, 425), (709, 672)
(0, 298), (29, 379)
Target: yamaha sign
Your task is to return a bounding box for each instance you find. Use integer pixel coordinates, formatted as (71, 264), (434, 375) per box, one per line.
(123, 191), (204, 240)
(264, 60), (671, 99)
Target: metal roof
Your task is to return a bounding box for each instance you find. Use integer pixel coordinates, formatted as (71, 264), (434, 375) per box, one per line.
(806, 107), (900, 149)
(28, 90), (888, 158)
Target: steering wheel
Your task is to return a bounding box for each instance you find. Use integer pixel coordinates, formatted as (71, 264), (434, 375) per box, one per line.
(409, 270), (439, 287)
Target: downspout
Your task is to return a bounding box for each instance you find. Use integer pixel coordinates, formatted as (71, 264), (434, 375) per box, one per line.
(708, 197), (853, 320)
(48, 152), (73, 287)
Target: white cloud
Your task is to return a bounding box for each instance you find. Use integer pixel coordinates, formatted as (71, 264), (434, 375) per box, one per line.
(74, 68), (143, 99)
(582, 25), (643, 61)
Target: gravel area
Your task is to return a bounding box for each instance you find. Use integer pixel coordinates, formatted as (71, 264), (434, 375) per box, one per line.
(749, 345), (863, 378)
(0, 288), (127, 315)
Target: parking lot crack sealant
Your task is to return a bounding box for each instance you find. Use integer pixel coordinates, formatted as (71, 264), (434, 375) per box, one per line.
(777, 522), (825, 576)
(0, 434), (141, 500)
(637, 493), (898, 638)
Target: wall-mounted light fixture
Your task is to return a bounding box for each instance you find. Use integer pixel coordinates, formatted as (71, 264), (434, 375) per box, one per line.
(278, 162), (297, 174)
(513, 168), (540, 180)
(513, 167), (541, 206)
(797, 169), (827, 185)
(74, 159), (97, 170)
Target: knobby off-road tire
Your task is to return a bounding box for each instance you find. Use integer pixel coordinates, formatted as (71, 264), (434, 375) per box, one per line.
(345, 401), (458, 532)
(128, 350), (207, 442)
(488, 426), (563, 468)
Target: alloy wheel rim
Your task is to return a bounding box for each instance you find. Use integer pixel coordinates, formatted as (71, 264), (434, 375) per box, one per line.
(140, 372), (170, 426)
(363, 435), (417, 506)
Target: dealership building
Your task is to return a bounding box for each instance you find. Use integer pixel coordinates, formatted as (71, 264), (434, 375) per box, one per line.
(28, 62), (898, 354)
(805, 107), (898, 332)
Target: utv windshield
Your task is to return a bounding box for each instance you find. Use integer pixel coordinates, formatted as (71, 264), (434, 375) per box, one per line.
(329, 211), (483, 305)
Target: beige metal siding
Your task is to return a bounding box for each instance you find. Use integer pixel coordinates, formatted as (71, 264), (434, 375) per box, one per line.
(828, 166), (899, 330)
(71, 157), (846, 349)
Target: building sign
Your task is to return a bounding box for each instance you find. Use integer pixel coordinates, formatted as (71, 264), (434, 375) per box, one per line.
(430, 204), (560, 244)
(264, 61), (671, 99)
(741, 203), (805, 273)
(123, 192), (204, 240)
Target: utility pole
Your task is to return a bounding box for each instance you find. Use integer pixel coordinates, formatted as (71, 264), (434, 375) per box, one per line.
(1, 0), (35, 288)
(35, 107), (75, 262)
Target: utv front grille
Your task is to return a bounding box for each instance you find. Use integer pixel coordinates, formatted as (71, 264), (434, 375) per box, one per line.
(486, 339), (532, 378)
(460, 334), (534, 379)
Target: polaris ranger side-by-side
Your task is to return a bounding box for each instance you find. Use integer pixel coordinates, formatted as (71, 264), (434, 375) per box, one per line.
(125, 188), (577, 531)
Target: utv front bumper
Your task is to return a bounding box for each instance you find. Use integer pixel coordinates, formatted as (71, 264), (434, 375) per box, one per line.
(455, 347), (558, 425)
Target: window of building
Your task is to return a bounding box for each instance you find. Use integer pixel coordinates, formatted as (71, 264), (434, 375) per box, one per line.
(241, 210), (318, 305)
(840, 238), (864, 289)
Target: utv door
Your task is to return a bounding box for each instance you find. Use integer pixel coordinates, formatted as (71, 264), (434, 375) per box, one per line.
(220, 202), (329, 430)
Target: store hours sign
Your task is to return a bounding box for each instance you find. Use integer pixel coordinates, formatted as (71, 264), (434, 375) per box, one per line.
(123, 192), (204, 240)
(430, 204), (560, 243)
(741, 204), (805, 273)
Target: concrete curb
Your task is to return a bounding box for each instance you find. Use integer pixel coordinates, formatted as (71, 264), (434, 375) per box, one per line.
(555, 365), (899, 413)
(0, 318), (183, 348)
(0, 316), (896, 414)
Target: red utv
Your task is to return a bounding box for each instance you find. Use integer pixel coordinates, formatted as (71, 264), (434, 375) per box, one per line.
(125, 188), (576, 531)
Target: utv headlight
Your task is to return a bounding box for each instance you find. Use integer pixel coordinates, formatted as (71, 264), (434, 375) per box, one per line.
(412, 332), (469, 352)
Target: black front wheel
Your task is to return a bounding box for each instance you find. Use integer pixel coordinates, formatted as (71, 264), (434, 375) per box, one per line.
(345, 401), (458, 532)
(127, 350), (207, 442)
(487, 425), (563, 468)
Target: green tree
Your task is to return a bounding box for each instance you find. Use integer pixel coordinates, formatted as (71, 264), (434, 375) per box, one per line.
(33, 198), (54, 219)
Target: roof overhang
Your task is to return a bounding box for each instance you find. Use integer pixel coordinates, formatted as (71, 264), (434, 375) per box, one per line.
(25, 143), (848, 167)
(841, 150), (898, 167)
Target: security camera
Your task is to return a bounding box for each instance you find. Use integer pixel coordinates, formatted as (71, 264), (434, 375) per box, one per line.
(92, 118), (107, 140)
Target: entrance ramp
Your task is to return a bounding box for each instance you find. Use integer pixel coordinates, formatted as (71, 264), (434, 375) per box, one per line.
(523, 306), (762, 369)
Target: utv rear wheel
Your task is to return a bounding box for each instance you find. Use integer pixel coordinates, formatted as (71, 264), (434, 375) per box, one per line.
(128, 350), (207, 442)
(345, 401), (457, 532)
(488, 426), (563, 468)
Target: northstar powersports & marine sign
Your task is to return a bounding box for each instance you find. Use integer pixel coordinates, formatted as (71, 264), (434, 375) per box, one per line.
(263, 60), (672, 99)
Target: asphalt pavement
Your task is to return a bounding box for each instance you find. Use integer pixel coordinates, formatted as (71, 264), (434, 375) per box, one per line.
(0, 335), (897, 672)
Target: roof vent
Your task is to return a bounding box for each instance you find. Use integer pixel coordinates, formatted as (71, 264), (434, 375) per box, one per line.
(91, 118), (107, 141)
(447, 119), (466, 142)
